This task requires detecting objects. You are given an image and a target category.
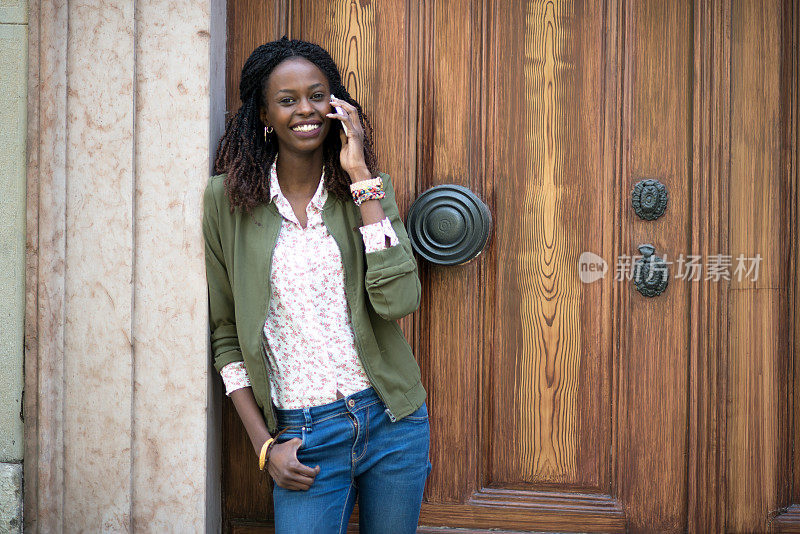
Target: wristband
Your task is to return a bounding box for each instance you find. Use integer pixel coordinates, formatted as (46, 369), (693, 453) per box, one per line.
(349, 176), (382, 193)
(350, 177), (385, 206)
(258, 427), (290, 471)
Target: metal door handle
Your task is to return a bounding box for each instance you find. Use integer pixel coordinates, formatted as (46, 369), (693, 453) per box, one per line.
(406, 184), (492, 266)
(633, 244), (669, 297)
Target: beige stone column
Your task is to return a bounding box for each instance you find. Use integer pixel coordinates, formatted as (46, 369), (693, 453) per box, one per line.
(25, 0), (225, 531)
(1, 0), (28, 532)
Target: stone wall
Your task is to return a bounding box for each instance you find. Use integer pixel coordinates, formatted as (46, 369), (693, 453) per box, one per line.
(23, 0), (225, 531)
(0, 0), (28, 531)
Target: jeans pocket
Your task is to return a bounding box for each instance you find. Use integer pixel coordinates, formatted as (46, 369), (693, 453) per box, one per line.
(402, 402), (429, 422)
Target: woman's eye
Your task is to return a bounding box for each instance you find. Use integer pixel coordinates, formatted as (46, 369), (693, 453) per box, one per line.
(312, 93), (324, 100)
(279, 98), (294, 104)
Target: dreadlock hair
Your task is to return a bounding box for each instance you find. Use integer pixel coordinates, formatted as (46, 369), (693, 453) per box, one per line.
(214, 37), (378, 214)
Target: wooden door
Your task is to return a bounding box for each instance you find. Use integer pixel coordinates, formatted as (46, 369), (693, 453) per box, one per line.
(221, 1), (800, 532)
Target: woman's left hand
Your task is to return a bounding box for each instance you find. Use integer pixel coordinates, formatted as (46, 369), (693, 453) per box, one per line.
(327, 96), (368, 177)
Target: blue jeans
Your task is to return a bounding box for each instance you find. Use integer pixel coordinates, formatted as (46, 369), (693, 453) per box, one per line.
(272, 387), (431, 534)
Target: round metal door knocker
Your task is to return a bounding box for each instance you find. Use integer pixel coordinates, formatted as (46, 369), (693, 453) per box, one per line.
(406, 184), (492, 266)
(631, 179), (668, 220)
(633, 244), (669, 297)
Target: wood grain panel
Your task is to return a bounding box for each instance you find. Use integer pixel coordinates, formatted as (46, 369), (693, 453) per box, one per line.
(617, 1), (691, 531)
(779, 7), (796, 531)
(726, 290), (789, 532)
(728, 0), (786, 291)
(688, 0), (731, 532)
(222, 1), (278, 528)
(727, 1), (793, 531)
(222, 404), (274, 522)
(413, 0), (483, 505)
(726, 0), (794, 531)
(331, 0), (376, 106)
(226, 0), (277, 113)
(490, 0), (611, 489)
(420, 492), (625, 532)
(792, 0), (800, 520)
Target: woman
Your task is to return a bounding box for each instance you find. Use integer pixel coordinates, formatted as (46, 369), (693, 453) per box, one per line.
(203, 37), (431, 533)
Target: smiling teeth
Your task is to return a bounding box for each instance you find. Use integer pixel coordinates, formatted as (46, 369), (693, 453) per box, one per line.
(292, 124), (320, 132)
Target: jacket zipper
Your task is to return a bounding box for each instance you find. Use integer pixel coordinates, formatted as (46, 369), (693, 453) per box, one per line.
(342, 263), (397, 422)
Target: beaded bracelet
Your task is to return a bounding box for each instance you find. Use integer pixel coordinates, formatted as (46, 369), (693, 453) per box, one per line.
(350, 177), (385, 206)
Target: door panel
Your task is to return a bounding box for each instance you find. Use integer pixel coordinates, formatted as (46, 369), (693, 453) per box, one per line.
(727, 1), (791, 532)
(618, 1), (691, 531)
(490, 0), (610, 490)
(412, 0), (484, 505)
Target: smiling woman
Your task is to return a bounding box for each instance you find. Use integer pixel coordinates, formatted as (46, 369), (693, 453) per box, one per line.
(214, 38), (377, 213)
(263, 61), (331, 151)
(204, 37), (430, 534)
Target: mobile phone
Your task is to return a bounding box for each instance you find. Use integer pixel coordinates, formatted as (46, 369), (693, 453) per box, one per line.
(330, 96), (348, 135)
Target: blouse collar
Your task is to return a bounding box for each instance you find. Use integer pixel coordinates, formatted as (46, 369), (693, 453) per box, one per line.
(268, 159), (328, 212)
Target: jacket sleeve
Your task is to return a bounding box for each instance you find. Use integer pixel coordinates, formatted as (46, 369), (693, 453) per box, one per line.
(363, 172), (422, 320)
(202, 176), (245, 373)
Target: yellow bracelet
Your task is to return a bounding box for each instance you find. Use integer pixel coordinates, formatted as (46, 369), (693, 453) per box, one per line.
(259, 438), (275, 471)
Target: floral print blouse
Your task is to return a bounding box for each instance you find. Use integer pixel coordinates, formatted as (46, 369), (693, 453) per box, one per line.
(219, 162), (399, 409)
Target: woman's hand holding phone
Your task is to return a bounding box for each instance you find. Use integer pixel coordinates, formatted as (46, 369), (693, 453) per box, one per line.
(327, 95), (369, 179)
(330, 96), (348, 136)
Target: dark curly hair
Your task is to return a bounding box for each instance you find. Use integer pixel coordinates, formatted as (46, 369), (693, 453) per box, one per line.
(214, 37), (378, 213)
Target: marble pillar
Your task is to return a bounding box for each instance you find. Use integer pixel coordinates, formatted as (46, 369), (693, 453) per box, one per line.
(1, 1), (28, 532)
(25, 0), (225, 531)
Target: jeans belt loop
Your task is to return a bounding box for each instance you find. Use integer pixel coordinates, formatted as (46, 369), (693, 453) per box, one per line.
(303, 407), (313, 432)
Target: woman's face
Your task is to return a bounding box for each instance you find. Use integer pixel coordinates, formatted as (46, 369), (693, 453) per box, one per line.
(260, 57), (334, 156)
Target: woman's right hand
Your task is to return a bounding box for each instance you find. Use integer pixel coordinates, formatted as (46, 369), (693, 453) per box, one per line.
(267, 438), (320, 490)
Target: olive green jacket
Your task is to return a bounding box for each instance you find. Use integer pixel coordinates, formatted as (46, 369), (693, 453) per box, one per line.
(202, 172), (425, 432)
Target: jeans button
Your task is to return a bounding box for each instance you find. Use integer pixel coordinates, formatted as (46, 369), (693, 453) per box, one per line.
(347, 399), (355, 408)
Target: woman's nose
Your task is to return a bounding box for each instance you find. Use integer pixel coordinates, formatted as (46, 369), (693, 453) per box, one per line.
(297, 97), (314, 114)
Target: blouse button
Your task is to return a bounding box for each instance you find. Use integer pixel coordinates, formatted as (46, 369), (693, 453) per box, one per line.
(347, 399), (355, 408)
